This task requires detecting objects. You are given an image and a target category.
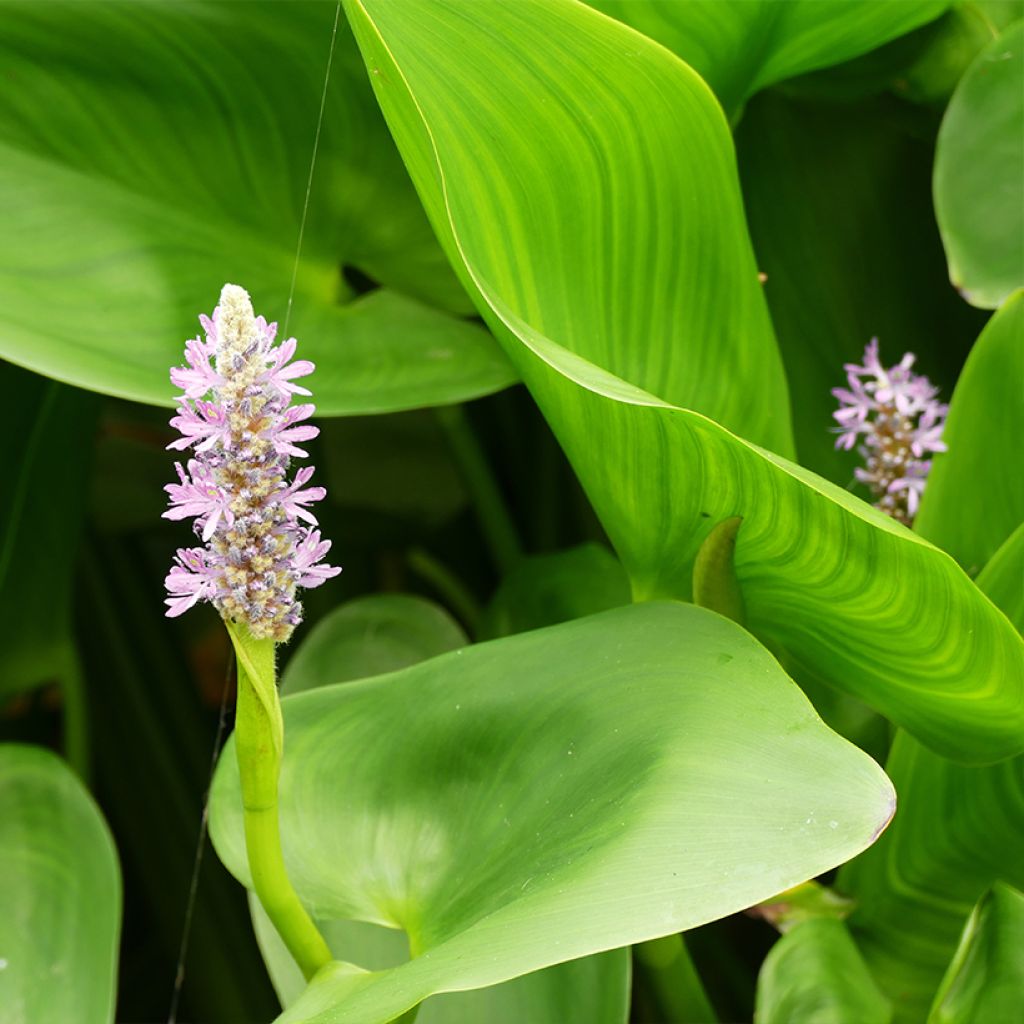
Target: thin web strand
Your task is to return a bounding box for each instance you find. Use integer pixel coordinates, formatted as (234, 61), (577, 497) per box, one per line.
(168, 5), (343, 1015)
(284, 0), (343, 339)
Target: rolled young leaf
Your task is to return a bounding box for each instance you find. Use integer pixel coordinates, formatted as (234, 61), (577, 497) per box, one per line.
(0, 744), (121, 1024)
(754, 918), (892, 1024)
(209, 602), (895, 1024)
(344, 0), (1024, 762)
(928, 882), (1024, 1024)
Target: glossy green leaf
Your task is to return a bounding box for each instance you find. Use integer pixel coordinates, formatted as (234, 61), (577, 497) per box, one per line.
(839, 526), (1024, 1022)
(914, 292), (1024, 573)
(210, 602), (894, 1024)
(0, 366), (96, 703)
(252, 890), (630, 1023)
(928, 882), (1024, 1024)
(754, 918), (892, 1024)
(590, 0), (948, 118)
(274, 594), (625, 1022)
(934, 19), (1024, 307)
(735, 89), (985, 485)
(346, 0), (1024, 761)
(282, 594), (467, 695)
(0, 1), (515, 413)
(0, 744), (121, 1024)
(479, 543), (630, 639)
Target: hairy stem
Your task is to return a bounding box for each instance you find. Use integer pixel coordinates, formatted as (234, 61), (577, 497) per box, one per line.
(228, 621), (331, 979)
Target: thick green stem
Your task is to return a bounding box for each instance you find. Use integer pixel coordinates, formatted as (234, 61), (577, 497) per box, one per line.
(228, 621), (331, 980)
(635, 934), (717, 1023)
(434, 404), (522, 574)
(692, 516), (745, 626)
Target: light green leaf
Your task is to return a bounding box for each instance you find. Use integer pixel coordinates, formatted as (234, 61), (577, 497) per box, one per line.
(839, 525), (1024, 1022)
(479, 543), (630, 639)
(754, 918), (892, 1024)
(934, 19), (1024, 307)
(928, 882), (1024, 1024)
(282, 594), (467, 694)
(590, 0), (948, 118)
(272, 594), (625, 1022)
(345, 0), (1024, 761)
(210, 602), (894, 1024)
(0, 745), (121, 1024)
(252, 898), (630, 1024)
(914, 292), (1024, 573)
(0, 1), (514, 413)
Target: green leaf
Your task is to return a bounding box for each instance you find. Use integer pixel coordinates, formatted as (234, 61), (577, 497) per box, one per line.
(839, 525), (1024, 1022)
(0, 1), (515, 413)
(273, 594), (624, 1022)
(345, 0), (1024, 762)
(282, 594), (467, 695)
(928, 882), (1024, 1024)
(210, 602), (894, 1024)
(479, 543), (630, 639)
(934, 19), (1024, 307)
(0, 744), (121, 1024)
(914, 292), (1024, 573)
(251, 899), (630, 1024)
(589, 0), (948, 119)
(754, 918), (892, 1024)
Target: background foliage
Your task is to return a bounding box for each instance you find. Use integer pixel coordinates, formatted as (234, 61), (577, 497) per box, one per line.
(1, 1), (1022, 1022)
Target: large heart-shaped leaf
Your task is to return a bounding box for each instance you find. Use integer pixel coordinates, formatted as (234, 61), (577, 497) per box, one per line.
(933, 18), (1024, 307)
(251, 899), (630, 1024)
(210, 602), (894, 1024)
(928, 882), (1024, 1024)
(914, 292), (1024, 573)
(271, 595), (625, 1022)
(344, 0), (1024, 762)
(0, 1), (514, 413)
(839, 526), (1024, 1021)
(754, 918), (892, 1024)
(0, 744), (121, 1024)
(589, 0), (948, 119)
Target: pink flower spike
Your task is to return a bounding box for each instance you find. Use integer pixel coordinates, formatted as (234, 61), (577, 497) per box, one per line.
(277, 466), (327, 525)
(292, 528), (341, 588)
(163, 284), (339, 640)
(164, 548), (220, 617)
(832, 338), (947, 525)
